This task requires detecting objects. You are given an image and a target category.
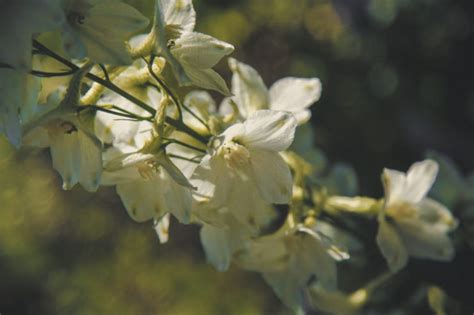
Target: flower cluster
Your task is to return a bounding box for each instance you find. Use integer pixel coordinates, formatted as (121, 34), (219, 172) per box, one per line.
(0, 0), (463, 313)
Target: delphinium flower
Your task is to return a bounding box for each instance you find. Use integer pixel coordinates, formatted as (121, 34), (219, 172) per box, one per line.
(132, 0), (234, 94)
(376, 159), (458, 272)
(0, 70), (41, 147)
(61, 0), (149, 65)
(235, 217), (342, 310)
(0, 0), (65, 146)
(223, 58), (321, 124)
(23, 64), (103, 192)
(192, 110), (296, 221)
(191, 110), (297, 267)
(99, 90), (196, 238)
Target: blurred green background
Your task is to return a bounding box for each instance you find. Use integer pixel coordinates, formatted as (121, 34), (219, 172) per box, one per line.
(1, 0), (473, 314)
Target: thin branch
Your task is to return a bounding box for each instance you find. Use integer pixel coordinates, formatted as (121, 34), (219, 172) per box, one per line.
(147, 56), (211, 133)
(163, 137), (207, 154)
(98, 63), (110, 81)
(30, 69), (77, 77)
(32, 40), (209, 144)
(168, 153), (200, 164)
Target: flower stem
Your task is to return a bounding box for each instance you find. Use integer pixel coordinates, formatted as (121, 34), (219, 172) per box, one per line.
(32, 40), (209, 145)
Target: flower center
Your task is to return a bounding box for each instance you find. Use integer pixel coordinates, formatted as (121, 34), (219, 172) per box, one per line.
(386, 202), (417, 220)
(219, 141), (250, 169)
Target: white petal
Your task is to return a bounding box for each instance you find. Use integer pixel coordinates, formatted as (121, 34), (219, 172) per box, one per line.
(191, 155), (231, 207)
(183, 66), (231, 95)
(75, 30), (132, 65)
(154, 213), (171, 244)
(263, 272), (303, 309)
(77, 130), (102, 192)
(200, 224), (232, 271)
(157, 153), (194, 189)
(117, 177), (165, 222)
(382, 168), (407, 207)
(149, 0), (191, 86)
(239, 110), (297, 152)
(250, 150), (292, 204)
(376, 217), (408, 272)
(404, 159), (439, 203)
(71, 1), (149, 64)
(171, 32), (234, 69)
(225, 179), (278, 229)
(163, 0), (196, 33)
(23, 126), (50, 148)
(397, 219), (456, 261)
(291, 110), (312, 125)
(0, 69), (40, 147)
(417, 198), (458, 233)
(236, 237), (288, 273)
(160, 170), (192, 223)
(184, 90), (216, 116)
(101, 168), (141, 185)
(0, 109), (22, 148)
(95, 90), (154, 145)
(296, 227), (338, 290)
(104, 151), (153, 172)
(269, 77), (321, 124)
(228, 58), (269, 118)
(48, 125), (81, 190)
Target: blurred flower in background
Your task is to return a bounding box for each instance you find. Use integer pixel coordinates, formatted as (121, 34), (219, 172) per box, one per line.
(1, 0), (473, 314)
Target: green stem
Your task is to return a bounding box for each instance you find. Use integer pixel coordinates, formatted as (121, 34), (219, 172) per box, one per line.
(33, 40), (156, 114)
(83, 105), (151, 121)
(147, 56), (183, 120)
(147, 56), (211, 133)
(32, 40), (209, 145)
(163, 138), (206, 154)
(30, 69), (77, 77)
(168, 153), (200, 164)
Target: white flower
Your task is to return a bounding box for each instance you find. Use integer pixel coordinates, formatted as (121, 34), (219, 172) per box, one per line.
(224, 58), (321, 124)
(376, 159), (458, 272)
(134, 0), (234, 94)
(169, 32), (234, 94)
(25, 107), (103, 192)
(0, 69), (41, 147)
(198, 190), (277, 272)
(192, 110), (297, 225)
(236, 223), (339, 309)
(0, 0), (65, 70)
(61, 0), (149, 65)
(94, 72), (160, 146)
(100, 115), (194, 228)
(113, 156), (193, 225)
(23, 64), (103, 192)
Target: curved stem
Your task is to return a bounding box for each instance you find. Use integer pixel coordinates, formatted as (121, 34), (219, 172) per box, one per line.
(147, 56), (183, 120)
(168, 153), (200, 164)
(30, 69), (77, 77)
(147, 56), (211, 132)
(33, 40), (156, 115)
(32, 40), (210, 145)
(163, 137), (207, 154)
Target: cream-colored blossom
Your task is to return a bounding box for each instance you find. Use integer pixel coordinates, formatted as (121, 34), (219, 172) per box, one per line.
(23, 65), (103, 192)
(236, 222), (340, 309)
(192, 110), (297, 225)
(133, 0), (234, 94)
(61, 0), (149, 65)
(376, 159), (458, 272)
(224, 58), (321, 124)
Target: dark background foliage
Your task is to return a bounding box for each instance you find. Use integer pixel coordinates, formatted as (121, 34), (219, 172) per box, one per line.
(0, 0), (473, 314)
